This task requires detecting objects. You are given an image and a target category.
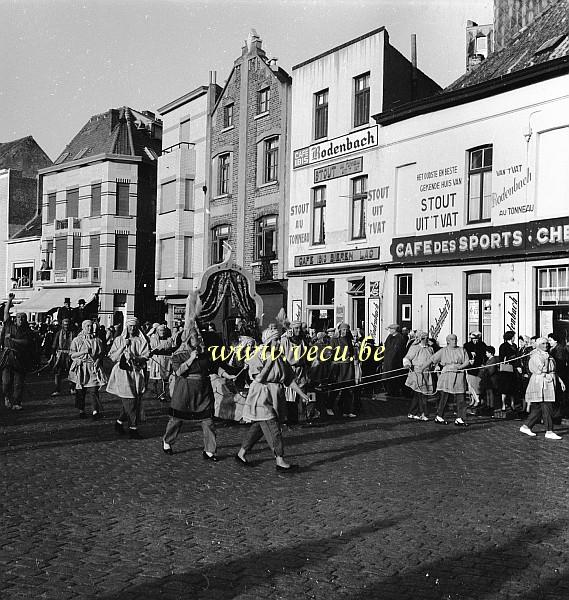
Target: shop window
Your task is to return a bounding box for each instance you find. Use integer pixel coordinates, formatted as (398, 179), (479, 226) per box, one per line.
(351, 176), (367, 240)
(467, 145), (492, 223)
(354, 72), (370, 127)
(537, 267), (569, 341)
(312, 186), (326, 245)
(263, 137), (279, 183)
(307, 279), (335, 332)
(396, 274), (413, 330)
(314, 89), (329, 140)
(66, 188), (79, 218)
(257, 88), (270, 114)
(348, 279), (365, 331)
(223, 104), (233, 128)
(211, 224), (230, 264)
(255, 215), (277, 260)
(12, 265), (33, 289)
(91, 183), (101, 217)
(466, 271), (491, 342)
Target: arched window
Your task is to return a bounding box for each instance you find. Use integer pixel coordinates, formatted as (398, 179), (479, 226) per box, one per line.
(255, 215), (277, 260)
(211, 224), (231, 264)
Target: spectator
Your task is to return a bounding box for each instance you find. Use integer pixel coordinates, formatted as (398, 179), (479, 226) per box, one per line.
(479, 346), (500, 411)
(464, 331), (488, 406)
(383, 323), (406, 396)
(497, 331), (519, 412)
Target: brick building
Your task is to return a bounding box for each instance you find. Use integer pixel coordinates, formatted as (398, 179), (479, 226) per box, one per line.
(208, 30), (291, 326)
(0, 136), (52, 303)
(20, 108), (162, 326)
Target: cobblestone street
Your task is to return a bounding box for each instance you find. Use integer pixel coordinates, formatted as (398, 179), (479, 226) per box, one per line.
(2, 375), (569, 600)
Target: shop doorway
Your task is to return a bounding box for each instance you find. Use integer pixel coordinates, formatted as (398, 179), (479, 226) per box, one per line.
(396, 274), (412, 330)
(306, 279), (334, 333)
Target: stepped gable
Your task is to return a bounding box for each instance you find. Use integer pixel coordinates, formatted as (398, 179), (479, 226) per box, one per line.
(53, 107), (161, 165)
(0, 136), (52, 177)
(447, 0), (568, 92)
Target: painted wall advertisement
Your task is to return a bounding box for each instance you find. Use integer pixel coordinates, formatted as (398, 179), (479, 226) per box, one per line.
(428, 294), (453, 342)
(368, 298), (381, 345)
(503, 292), (519, 341)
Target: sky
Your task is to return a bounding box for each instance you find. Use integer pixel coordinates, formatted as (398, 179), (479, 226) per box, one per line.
(1, 0), (493, 160)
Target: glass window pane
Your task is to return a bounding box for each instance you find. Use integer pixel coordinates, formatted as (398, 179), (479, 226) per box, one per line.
(480, 272), (491, 294)
(483, 146), (493, 167)
(471, 150), (482, 170)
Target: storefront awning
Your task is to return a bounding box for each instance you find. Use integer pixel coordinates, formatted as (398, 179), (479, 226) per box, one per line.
(16, 287), (99, 314)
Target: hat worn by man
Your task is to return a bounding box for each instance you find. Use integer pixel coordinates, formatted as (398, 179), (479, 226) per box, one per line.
(470, 331), (482, 338)
(386, 323), (399, 331)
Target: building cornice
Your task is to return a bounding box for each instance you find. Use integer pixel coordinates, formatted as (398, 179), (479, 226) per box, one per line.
(158, 86), (209, 115)
(374, 56), (569, 126)
(38, 153), (142, 175)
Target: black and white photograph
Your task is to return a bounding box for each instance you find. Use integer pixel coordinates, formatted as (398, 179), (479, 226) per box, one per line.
(2, 0), (569, 598)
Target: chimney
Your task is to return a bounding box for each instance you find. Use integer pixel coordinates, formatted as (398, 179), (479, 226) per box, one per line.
(493, 0), (550, 50)
(411, 34), (418, 101)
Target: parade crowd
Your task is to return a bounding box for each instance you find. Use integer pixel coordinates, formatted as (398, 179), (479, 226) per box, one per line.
(1, 292), (568, 471)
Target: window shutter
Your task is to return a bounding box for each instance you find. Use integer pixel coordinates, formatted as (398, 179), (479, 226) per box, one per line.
(89, 234), (100, 267)
(91, 184), (101, 216)
(66, 188), (79, 218)
(55, 237), (67, 270)
(72, 235), (81, 268)
(115, 234), (128, 270)
(116, 183), (130, 216)
(48, 194), (56, 222)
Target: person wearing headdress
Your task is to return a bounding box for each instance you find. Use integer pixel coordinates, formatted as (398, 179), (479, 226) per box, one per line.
(236, 325), (310, 471)
(421, 333), (471, 426)
(328, 322), (357, 417)
(383, 323), (406, 397)
(148, 323), (174, 402)
(50, 317), (75, 397)
(68, 320), (107, 419)
(309, 331), (333, 418)
(280, 320), (309, 424)
(107, 316), (150, 438)
(403, 331), (434, 421)
(161, 326), (219, 460)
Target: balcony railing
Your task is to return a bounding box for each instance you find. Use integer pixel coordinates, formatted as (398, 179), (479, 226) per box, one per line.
(54, 217), (81, 230)
(71, 267), (100, 282)
(36, 269), (52, 282)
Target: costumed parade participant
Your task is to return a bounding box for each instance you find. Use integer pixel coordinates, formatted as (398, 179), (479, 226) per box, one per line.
(107, 317), (150, 438)
(280, 320), (309, 423)
(50, 318), (75, 397)
(148, 323), (173, 402)
(68, 319), (107, 419)
(402, 330), (434, 421)
(328, 323), (357, 418)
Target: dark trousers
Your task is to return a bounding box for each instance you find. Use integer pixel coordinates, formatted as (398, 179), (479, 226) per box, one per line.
(525, 402), (553, 431)
(117, 396), (140, 429)
(437, 392), (466, 420)
(2, 369), (25, 405)
(409, 391), (427, 416)
(241, 419), (284, 457)
(75, 387), (102, 413)
(163, 417), (216, 454)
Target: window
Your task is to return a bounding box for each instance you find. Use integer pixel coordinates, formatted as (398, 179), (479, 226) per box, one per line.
(116, 182), (130, 216)
(397, 274), (413, 330)
(223, 104), (234, 128)
(307, 280), (335, 332)
(47, 193), (56, 222)
(255, 215), (277, 260)
(211, 224), (230, 264)
(467, 145), (492, 223)
(44, 240), (53, 269)
(467, 271), (492, 342)
(159, 237), (175, 278)
(184, 180), (193, 210)
(183, 236), (192, 278)
(66, 188), (79, 218)
(54, 236), (67, 270)
(538, 267), (569, 306)
(258, 88), (270, 114)
(218, 154), (230, 195)
(72, 235), (81, 269)
(263, 137), (278, 183)
(354, 72), (370, 127)
(114, 234), (128, 270)
(91, 184), (101, 216)
(351, 176), (367, 239)
(312, 186), (326, 245)
(314, 89), (329, 140)
(179, 119), (191, 142)
(89, 234), (100, 268)
(12, 265), (33, 289)
(160, 181), (176, 213)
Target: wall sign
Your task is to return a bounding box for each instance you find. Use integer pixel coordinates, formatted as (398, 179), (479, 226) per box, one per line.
(293, 125), (378, 169)
(428, 294), (453, 342)
(294, 246), (380, 268)
(291, 299), (302, 323)
(368, 298), (380, 345)
(391, 217), (569, 264)
(503, 292), (519, 341)
(335, 305), (345, 325)
(54, 270), (67, 283)
(313, 157), (363, 183)
(369, 281), (381, 298)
